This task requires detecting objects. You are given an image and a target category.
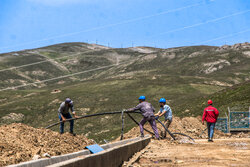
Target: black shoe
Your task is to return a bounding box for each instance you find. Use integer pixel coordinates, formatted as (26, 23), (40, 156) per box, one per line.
(60, 132), (64, 135)
(140, 134), (144, 138)
(208, 138), (213, 142)
(70, 132), (76, 136)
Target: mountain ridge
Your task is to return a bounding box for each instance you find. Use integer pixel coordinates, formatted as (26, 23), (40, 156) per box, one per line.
(0, 42), (249, 142)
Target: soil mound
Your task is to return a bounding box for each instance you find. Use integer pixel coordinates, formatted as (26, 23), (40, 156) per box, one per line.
(0, 123), (93, 166)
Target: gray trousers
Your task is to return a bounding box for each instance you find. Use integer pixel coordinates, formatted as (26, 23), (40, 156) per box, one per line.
(139, 116), (159, 139)
(161, 119), (172, 138)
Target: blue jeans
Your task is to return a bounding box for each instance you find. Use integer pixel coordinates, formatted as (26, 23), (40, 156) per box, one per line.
(207, 122), (215, 139)
(58, 113), (74, 133)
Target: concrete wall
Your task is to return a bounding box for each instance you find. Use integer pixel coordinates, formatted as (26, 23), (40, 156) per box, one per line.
(8, 136), (151, 167)
(8, 150), (91, 167)
(48, 136), (151, 167)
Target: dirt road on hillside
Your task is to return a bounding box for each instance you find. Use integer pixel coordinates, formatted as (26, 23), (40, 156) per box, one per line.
(123, 138), (250, 167)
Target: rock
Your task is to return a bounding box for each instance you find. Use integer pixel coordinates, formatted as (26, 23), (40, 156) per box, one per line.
(175, 160), (184, 164)
(8, 151), (14, 155)
(43, 153), (51, 158)
(34, 148), (41, 155)
(32, 155), (41, 160)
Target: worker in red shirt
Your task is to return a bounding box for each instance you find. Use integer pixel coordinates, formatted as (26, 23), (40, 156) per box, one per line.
(202, 99), (219, 142)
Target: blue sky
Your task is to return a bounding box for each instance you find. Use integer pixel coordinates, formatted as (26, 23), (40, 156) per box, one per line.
(0, 0), (249, 53)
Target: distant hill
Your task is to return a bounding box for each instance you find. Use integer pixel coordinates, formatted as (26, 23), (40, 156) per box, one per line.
(0, 42), (249, 142)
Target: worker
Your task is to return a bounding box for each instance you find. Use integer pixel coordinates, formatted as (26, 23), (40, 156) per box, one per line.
(202, 99), (219, 142)
(155, 98), (172, 138)
(58, 98), (78, 135)
(127, 96), (160, 140)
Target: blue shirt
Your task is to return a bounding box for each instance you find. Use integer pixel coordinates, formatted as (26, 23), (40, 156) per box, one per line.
(160, 105), (172, 121)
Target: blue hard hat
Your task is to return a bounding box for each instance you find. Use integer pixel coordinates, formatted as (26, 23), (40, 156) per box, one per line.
(159, 98), (166, 103)
(65, 98), (72, 104)
(138, 96), (146, 101)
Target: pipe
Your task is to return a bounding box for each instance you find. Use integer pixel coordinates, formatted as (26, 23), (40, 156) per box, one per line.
(45, 110), (140, 129)
(46, 110), (194, 142)
(156, 119), (176, 140)
(172, 132), (195, 141)
(126, 113), (155, 136)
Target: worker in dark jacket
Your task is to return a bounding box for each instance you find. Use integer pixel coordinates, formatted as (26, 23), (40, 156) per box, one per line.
(127, 96), (160, 140)
(202, 99), (219, 142)
(58, 98), (78, 135)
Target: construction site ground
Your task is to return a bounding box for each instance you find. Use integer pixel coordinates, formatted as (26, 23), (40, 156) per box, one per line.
(122, 116), (250, 167)
(123, 138), (250, 167)
(0, 116), (249, 167)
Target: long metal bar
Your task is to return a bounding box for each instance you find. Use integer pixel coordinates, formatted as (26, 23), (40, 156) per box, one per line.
(120, 110), (125, 140)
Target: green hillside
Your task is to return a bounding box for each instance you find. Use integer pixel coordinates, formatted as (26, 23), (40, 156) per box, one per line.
(0, 42), (249, 143)
(176, 80), (250, 118)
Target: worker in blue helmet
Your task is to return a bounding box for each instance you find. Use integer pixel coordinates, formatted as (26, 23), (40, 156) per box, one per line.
(127, 96), (160, 140)
(155, 98), (173, 138)
(58, 98), (78, 136)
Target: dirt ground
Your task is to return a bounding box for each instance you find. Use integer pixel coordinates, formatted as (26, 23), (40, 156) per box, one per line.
(123, 138), (250, 167)
(0, 116), (249, 166)
(122, 116), (250, 167)
(0, 123), (93, 166)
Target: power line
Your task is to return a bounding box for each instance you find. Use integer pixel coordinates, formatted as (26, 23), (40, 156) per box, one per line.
(149, 9), (250, 38)
(0, 1), (205, 51)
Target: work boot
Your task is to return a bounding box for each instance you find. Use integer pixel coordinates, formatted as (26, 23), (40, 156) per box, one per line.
(70, 132), (76, 136)
(208, 138), (213, 142)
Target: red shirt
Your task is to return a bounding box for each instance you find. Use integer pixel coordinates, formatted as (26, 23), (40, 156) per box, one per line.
(202, 105), (219, 123)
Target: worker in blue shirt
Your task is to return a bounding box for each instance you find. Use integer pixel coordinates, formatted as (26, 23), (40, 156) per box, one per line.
(155, 98), (173, 138)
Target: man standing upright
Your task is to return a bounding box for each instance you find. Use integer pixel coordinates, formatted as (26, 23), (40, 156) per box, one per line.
(202, 99), (219, 142)
(58, 98), (78, 135)
(155, 98), (172, 138)
(127, 96), (160, 140)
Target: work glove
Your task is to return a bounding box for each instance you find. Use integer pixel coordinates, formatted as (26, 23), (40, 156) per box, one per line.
(155, 116), (159, 120)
